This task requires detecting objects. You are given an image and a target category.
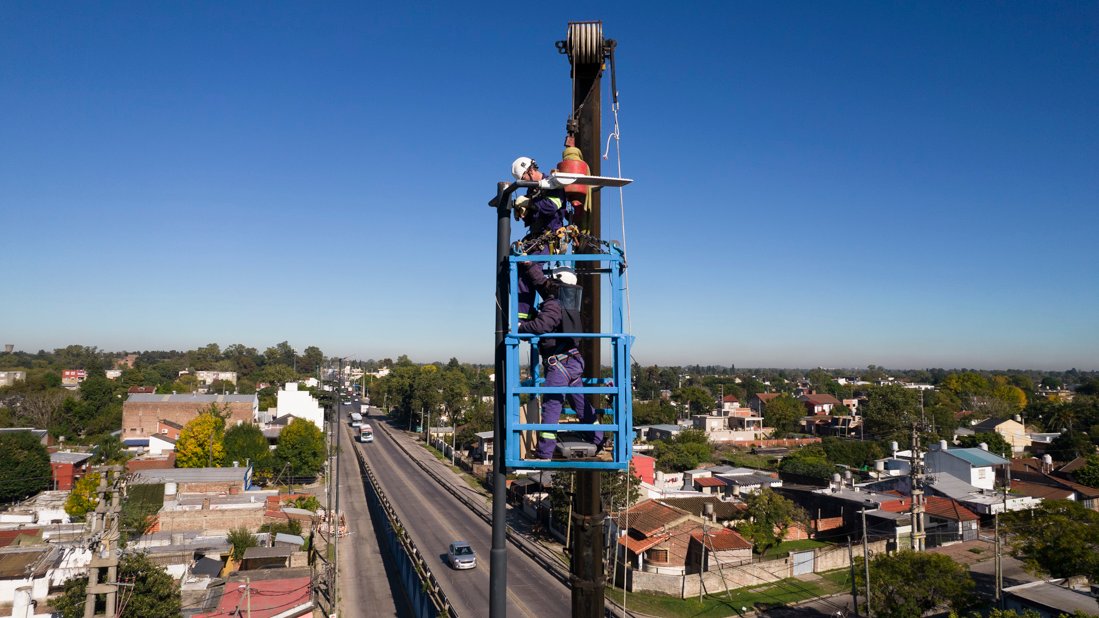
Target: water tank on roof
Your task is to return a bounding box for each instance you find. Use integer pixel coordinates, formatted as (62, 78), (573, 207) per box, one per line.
(979, 442), (988, 451)
(1042, 454), (1053, 465)
(940, 439), (949, 451)
(165, 482), (177, 496)
(890, 441), (898, 454)
(875, 461), (885, 472)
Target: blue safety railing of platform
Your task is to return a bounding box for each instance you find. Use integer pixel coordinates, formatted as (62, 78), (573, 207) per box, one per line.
(503, 247), (633, 470)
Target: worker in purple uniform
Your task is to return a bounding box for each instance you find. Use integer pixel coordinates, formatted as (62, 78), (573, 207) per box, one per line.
(518, 269), (603, 459)
(510, 156), (567, 321)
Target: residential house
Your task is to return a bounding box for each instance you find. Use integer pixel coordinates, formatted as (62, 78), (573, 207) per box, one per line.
(719, 395), (743, 414)
(659, 496), (746, 524)
(799, 393), (843, 415)
(878, 494), (980, 546)
(60, 369), (86, 387)
(0, 371), (26, 387)
(271, 382), (324, 430)
(472, 430), (494, 464)
(148, 433), (177, 456)
(1010, 457), (1099, 510)
(130, 466), (252, 495)
(927, 475), (1040, 515)
(714, 468), (782, 498)
(970, 417), (1031, 454)
(192, 370), (238, 387)
(193, 566), (314, 618)
(122, 393), (258, 443)
(611, 499), (752, 575)
(0, 428), (50, 447)
(1003, 580), (1099, 617)
(749, 393), (781, 415)
(128, 385), (156, 394)
(925, 441), (1009, 491)
(646, 424), (684, 442)
(49, 451), (93, 490)
(0, 546), (57, 608)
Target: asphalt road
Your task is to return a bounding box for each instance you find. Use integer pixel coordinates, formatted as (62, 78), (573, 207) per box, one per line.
(355, 409), (571, 618)
(335, 400), (403, 617)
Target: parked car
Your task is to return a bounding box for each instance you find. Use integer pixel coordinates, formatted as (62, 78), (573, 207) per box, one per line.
(447, 541), (476, 570)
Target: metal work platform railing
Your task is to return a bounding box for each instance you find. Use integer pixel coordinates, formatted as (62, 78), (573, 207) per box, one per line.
(503, 245), (633, 470)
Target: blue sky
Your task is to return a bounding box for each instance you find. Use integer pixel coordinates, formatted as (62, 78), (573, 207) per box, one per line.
(2, 2), (1097, 370)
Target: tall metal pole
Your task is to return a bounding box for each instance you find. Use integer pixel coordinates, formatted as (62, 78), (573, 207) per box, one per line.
(561, 21), (607, 618)
(491, 182), (511, 618)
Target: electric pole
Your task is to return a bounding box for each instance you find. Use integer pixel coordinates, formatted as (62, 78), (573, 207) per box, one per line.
(559, 21), (612, 618)
(910, 423), (926, 551)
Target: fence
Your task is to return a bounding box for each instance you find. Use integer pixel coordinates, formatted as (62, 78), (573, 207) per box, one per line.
(624, 539), (889, 599)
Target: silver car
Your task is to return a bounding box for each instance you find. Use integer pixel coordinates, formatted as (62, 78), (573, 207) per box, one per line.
(447, 541), (476, 570)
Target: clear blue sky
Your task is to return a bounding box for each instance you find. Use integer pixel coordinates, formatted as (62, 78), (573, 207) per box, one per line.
(2, 2), (1097, 370)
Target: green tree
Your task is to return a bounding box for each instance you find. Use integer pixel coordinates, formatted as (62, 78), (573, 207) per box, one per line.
(762, 394), (804, 437)
(1047, 430), (1095, 462)
(672, 385), (713, 415)
(735, 488), (808, 558)
(956, 432), (1012, 455)
(856, 550), (973, 618)
(263, 341), (297, 367)
(290, 495), (321, 511)
(821, 437), (884, 469)
(227, 526), (259, 561)
(274, 418), (326, 477)
(64, 472), (101, 519)
(0, 430), (51, 503)
(93, 434), (129, 464)
(175, 411), (226, 468)
(861, 385), (920, 445)
(653, 429), (712, 472)
(632, 398), (676, 426)
(299, 346), (325, 375)
(1073, 455), (1099, 489)
(1001, 499), (1099, 581)
(222, 422), (271, 472)
(54, 552), (181, 618)
(778, 445), (834, 481)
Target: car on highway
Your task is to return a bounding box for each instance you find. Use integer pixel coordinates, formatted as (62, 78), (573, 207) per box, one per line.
(447, 541), (476, 570)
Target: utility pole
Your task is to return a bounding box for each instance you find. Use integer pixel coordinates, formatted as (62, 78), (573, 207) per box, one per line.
(847, 538), (859, 617)
(559, 21), (612, 618)
(84, 466), (123, 618)
(910, 423), (926, 551)
(995, 458), (1010, 607)
(861, 507), (873, 618)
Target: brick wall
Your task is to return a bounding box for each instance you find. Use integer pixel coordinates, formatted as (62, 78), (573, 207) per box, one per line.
(122, 400), (254, 439)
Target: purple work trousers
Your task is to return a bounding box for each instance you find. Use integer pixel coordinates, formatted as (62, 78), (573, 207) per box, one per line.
(537, 353), (604, 459)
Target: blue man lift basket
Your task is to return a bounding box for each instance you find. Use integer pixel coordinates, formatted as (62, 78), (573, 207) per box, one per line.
(503, 244), (633, 470)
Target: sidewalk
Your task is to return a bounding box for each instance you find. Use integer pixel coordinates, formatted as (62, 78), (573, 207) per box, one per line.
(926, 538), (995, 566)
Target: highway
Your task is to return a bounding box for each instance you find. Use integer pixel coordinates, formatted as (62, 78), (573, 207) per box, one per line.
(335, 399), (403, 617)
(348, 404), (571, 618)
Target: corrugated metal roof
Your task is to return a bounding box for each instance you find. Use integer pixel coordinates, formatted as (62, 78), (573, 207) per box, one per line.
(129, 467), (247, 484)
(947, 447), (1009, 467)
(50, 452), (93, 464)
(126, 393), (256, 404)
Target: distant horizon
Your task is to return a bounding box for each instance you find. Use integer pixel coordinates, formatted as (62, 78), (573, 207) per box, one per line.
(2, 341), (1095, 374)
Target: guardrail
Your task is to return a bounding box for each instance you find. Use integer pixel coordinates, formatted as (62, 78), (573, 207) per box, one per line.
(353, 439), (456, 617)
(376, 419), (640, 618)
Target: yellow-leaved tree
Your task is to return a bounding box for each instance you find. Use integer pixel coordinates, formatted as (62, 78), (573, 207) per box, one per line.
(64, 472), (101, 519)
(175, 408), (227, 468)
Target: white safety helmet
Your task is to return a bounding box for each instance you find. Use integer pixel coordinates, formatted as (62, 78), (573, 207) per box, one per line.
(551, 266), (577, 286)
(511, 156), (536, 180)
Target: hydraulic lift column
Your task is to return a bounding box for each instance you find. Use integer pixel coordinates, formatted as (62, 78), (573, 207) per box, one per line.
(561, 21), (607, 618)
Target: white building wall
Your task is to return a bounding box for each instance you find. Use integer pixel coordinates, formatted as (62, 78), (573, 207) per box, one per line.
(275, 382), (324, 431)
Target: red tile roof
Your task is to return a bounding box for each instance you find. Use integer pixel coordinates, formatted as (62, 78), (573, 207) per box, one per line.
(802, 394), (843, 406)
(694, 477), (726, 488)
(722, 395), (739, 403)
(614, 500), (691, 536)
(923, 496), (979, 522)
(1010, 479), (1073, 501)
(754, 393), (781, 402)
(618, 533), (669, 554)
(690, 527), (752, 551)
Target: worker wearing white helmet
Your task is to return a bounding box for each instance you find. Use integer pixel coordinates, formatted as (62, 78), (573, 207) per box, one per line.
(510, 156), (567, 321)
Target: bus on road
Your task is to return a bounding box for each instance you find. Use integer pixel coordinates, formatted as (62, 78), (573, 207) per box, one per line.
(358, 424), (374, 443)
